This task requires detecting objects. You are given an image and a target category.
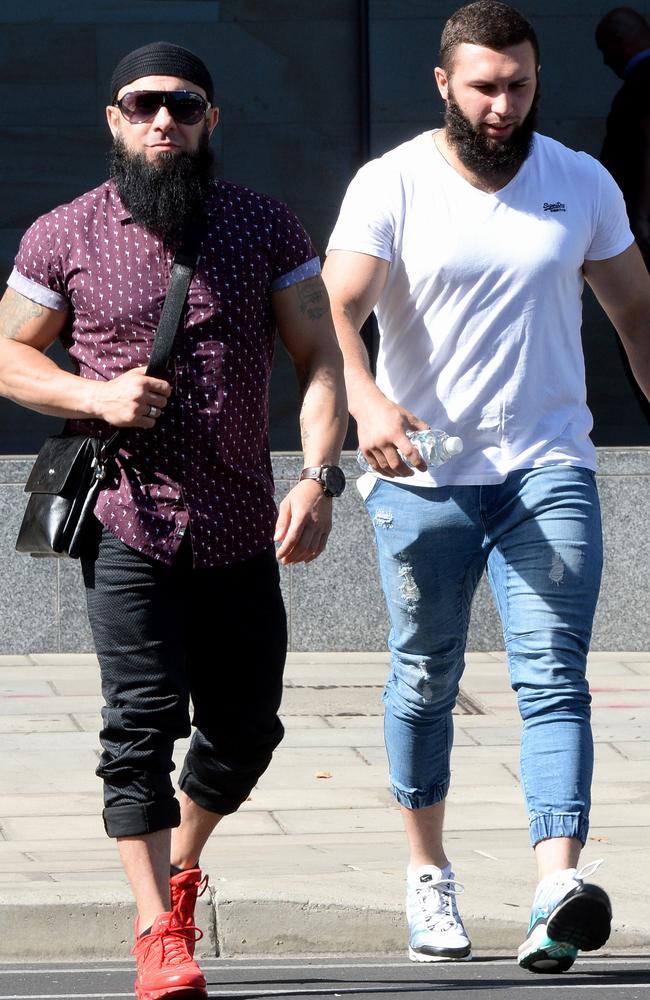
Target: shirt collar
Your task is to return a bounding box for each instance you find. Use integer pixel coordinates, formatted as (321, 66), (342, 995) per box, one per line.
(107, 179), (133, 224)
(624, 48), (650, 77)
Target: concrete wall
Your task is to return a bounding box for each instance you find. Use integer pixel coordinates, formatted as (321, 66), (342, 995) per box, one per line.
(1, 448), (648, 654)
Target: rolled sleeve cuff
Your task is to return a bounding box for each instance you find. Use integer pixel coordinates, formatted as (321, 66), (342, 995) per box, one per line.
(325, 239), (393, 263)
(271, 255), (321, 291)
(7, 267), (69, 312)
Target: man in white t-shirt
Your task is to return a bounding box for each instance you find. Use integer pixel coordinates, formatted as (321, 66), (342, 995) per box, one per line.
(323, 0), (650, 976)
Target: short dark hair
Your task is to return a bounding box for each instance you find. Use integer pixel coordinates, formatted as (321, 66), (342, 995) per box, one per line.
(439, 1), (540, 73)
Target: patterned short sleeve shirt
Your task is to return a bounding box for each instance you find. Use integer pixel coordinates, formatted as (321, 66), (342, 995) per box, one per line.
(9, 179), (320, 566)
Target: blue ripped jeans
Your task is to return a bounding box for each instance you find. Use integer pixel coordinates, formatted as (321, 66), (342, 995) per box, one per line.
(364, 466), (602, 847)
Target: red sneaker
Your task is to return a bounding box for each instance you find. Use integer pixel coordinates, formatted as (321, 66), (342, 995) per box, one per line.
(170, 867), (209, 957)
(132, 911), (207, 1000)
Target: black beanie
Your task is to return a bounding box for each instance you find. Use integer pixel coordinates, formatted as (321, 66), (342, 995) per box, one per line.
(110, 42), (214, 103)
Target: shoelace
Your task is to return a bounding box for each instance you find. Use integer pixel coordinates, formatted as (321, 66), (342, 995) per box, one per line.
(134, 920), (203, 967)
(573, 859), (603, 881)
(534, 858), (605, 913)
(172, 871), (209, 918)
(417, 878), (465, 933)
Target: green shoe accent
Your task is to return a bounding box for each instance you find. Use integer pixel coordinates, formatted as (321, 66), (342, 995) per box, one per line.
(518, 924), (578, 974)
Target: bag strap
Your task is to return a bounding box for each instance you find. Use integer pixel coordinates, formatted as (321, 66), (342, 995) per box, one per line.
(98, 242), (200, 464)
(145, 248), (200, 379)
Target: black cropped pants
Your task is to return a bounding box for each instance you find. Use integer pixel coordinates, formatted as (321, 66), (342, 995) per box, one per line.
(82, 528), (287, 838)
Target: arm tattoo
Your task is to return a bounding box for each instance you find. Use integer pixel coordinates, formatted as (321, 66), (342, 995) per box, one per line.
(300, 414), (311, 445)
(0, 293), (45, 340)
(296, 278), (327, 321)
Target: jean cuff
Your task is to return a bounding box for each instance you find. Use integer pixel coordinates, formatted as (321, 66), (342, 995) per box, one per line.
(178, 768), (247, 816)
(529, 812), (589, 848)
(102, 798), (181, 838)
(391, 777), (450, 809)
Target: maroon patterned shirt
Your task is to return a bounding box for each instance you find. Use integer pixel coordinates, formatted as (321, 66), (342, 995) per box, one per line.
(9, 179), (320, 566)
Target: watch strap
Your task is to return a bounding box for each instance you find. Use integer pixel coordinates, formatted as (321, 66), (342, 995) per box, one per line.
(299, 467), (324, 484)
(299, 465), (345, 497)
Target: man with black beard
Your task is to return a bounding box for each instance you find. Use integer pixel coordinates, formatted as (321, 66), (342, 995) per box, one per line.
(110, 130), (214, 247)
(443, 76), (538, 178)
(0, 42), (347, 1000)
(323, 0), (650, 976)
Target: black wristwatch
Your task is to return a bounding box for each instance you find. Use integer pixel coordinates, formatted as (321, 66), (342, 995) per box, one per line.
(299, 465), (346, 498)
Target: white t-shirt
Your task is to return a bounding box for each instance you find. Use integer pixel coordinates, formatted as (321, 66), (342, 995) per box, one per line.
(327, 130), (634, 487)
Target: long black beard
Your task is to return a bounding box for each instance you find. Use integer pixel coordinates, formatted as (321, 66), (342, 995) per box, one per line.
(110, 131), (214, 244)
(445, 86), (539, 182)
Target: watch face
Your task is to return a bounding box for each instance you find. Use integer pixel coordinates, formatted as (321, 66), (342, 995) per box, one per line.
(323, 465), (346, 497)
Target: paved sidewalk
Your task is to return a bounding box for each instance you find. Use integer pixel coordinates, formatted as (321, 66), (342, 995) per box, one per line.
(0, 650), (648, 959)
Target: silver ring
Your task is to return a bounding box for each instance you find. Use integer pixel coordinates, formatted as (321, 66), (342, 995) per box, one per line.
(148, 405), (157, 418)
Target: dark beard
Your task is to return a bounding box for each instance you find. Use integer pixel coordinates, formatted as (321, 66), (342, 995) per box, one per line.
(445, 86), (539, 182)
(110, 131), (214, 244)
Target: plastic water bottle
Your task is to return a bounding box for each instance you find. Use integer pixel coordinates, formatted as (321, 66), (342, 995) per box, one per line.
(356, 428), (464, 473)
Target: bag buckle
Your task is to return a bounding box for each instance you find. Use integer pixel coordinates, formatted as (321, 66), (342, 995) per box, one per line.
(94, 432), (121, 482)
(91, 455), (107, 482)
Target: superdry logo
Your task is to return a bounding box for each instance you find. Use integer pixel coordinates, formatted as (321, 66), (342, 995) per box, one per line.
(543, 201), (567, 212)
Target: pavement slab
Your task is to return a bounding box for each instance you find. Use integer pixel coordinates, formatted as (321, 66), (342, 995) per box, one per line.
(0, 650), (648, 959)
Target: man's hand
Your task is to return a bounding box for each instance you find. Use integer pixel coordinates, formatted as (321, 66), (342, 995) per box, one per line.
(274, 480), (333, 565)
(358, 394), (429, 476)
(92, 366), (172, 428)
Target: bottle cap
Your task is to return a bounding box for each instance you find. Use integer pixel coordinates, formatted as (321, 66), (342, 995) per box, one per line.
(445, 436), (464, 456)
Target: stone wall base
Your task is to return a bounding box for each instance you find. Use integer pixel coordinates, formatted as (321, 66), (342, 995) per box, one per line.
(1, 449), (648, 652)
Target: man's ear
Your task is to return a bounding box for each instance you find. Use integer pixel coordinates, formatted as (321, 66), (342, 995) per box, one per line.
(207, 106), (220, 136)
(106, 105), (120, 139)
(434, 66), (449, 101)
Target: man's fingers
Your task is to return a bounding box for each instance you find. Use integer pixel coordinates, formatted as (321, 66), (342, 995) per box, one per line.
(279, 525), (327, 564)
(141, 402), (161, 421)
(273, 500), (292, 544)
(144, 376), (172, 397)
(402, 418), (430, 470)
(135, 412), (157, 429)
(145, 390), (170, 409)
(125, 367), (172, 397)
(366, 445), (414, 477)
(120, 416), (156, 430)
(303, 531), (329, 563)
(389, 439), (420, 473)
(397, 438), (427, 472)
(277, 523), (317, 563)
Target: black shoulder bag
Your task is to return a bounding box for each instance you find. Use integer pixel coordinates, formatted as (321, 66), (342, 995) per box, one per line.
(15, 247), (198, 559)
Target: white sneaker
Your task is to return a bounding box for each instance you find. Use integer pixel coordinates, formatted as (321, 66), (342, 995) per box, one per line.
(517, 860), (612, 974)
(406, 864), (472, 962)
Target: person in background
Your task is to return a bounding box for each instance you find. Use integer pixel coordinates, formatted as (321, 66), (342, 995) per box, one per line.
(597, 6), (650, 268)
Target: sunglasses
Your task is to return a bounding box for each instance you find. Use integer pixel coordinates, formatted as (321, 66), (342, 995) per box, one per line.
(115, 90), (210, 125)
